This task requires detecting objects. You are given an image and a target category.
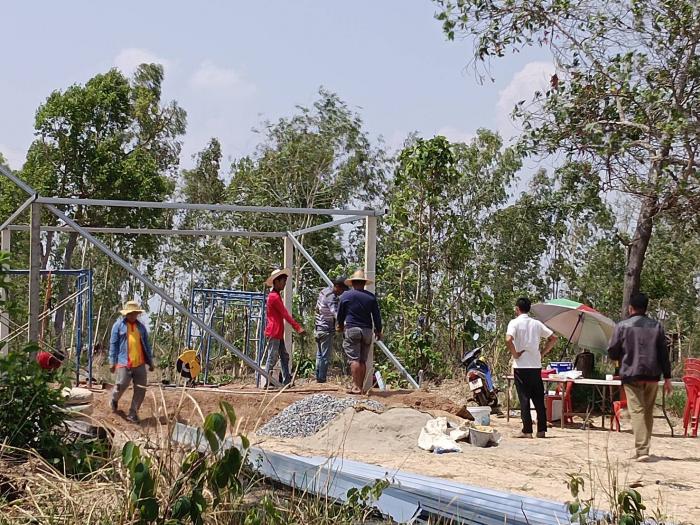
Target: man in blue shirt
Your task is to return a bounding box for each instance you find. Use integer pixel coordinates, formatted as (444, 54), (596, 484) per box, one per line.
(314, 276), (348, 383)
(337, 270), (382, 394)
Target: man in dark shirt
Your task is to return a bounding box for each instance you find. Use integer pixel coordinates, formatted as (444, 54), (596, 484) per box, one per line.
(608, 292), (672, 461)
(337, 270), (382, 394)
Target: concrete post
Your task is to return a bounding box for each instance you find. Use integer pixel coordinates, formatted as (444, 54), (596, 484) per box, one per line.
(28, 203), (42, 343)
(364, 216), (377, 391)
(1, 229), (10, 354)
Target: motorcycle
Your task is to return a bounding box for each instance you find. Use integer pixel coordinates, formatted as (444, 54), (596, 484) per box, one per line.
(461, 333), (500, 410)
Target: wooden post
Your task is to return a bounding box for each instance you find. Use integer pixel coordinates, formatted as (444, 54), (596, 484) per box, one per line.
(283, 235), (294, 376)
(28, 203), (42, 344)
(1, 229), (10, 354)
(364, 216), (377, 391)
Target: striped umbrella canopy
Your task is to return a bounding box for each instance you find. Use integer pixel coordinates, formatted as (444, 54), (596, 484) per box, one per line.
(531, 298), (615, 352)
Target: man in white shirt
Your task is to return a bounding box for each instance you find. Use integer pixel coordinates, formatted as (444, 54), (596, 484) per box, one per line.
(506, 297), (558, 438)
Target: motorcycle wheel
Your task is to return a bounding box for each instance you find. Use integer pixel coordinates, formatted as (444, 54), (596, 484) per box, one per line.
(475, 390), (489, 407)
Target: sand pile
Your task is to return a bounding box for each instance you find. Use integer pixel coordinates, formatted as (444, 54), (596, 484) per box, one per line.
(296, 407), (433, 457)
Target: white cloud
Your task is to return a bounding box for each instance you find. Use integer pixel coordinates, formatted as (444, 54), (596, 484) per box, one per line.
(496, 61), (555, 140)
(190, 60), (256, 96)
(114, 48), (171, 76)
(436, 126), (475, 145)
(0, 143), (25, 170)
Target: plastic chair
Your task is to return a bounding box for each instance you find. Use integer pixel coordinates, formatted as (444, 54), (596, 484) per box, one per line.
(685, 360), (700, 377)
(555, 381), (575, 426)
(611, 387), (627, 431)
(682, 375), (700, 437)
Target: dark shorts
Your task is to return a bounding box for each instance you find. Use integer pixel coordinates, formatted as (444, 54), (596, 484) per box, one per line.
(343, 327), (373, 363)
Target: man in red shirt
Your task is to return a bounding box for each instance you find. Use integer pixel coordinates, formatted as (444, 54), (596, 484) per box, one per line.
(263, 269), (304, 386)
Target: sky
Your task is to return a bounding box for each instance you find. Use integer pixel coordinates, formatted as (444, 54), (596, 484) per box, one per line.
(0, 1), (553, 173)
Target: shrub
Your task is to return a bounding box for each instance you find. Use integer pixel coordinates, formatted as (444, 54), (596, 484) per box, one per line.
(0, 344), (67, 455)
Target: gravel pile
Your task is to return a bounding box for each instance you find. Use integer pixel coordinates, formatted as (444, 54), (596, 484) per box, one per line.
(257, 394), (384, 438)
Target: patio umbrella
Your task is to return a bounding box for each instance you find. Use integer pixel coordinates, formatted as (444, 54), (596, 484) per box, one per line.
(531, 298), (615, 354)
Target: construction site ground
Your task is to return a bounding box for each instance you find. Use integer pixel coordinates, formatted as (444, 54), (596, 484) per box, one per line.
(91, 380), (700, 524)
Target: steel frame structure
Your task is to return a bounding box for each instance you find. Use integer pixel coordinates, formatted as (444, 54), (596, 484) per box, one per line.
(2, 269), (93, 385)
(186, 288), (266, 385)
(0, 163), (417, 389)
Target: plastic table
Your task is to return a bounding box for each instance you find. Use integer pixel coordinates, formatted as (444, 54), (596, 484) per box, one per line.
(503, 375), (678, 435)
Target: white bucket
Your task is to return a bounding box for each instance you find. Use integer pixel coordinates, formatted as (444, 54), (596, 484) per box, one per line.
(467, 406), (491, 426)
(469, 427), (493, 447)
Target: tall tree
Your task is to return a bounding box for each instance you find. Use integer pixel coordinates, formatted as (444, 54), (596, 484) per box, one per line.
(381, 130), (521, 373)
(22, 64), (186, 348)
(435, 0), (700, 317)
(226, 88), (388, 310)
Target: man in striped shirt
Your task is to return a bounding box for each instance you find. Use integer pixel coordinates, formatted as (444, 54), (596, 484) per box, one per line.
(314, 276), (348, 383)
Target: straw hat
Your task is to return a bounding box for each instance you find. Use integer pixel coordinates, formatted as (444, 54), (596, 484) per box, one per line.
(265, 268), (291, 287)
(344, 269), (373, 287)
(120, 300), (144, 316)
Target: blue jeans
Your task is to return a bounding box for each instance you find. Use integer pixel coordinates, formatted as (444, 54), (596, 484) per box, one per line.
(264, 338), (291, 385)
(315, 331), (334, 382)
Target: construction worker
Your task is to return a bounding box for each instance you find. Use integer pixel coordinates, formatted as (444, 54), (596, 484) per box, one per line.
(263, 269), (304, 386)
(337, 270), (382, 395)
(109, 300), (154, 423)
(314, 276), (348, 383)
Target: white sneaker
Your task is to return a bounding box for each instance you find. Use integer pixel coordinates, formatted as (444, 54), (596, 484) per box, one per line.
(513, 431), (533, 439)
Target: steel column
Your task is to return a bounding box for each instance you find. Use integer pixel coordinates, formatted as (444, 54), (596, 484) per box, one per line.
(283, 235), (294, 376)
(28, 203), (42, 343)
(364, 216), (377, 390)
(0, 229), (10, 354)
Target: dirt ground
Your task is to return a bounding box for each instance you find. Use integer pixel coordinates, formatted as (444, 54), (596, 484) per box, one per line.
(91, 379), (700, 524)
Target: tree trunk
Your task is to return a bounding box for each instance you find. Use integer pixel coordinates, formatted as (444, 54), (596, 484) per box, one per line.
(621, 195), (657, 319)
(53, 231), (79, 351)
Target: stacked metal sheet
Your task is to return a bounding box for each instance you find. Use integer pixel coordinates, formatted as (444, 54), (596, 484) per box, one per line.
(172, 422), (577, 524)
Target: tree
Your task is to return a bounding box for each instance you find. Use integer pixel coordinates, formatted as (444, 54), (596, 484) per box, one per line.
(225, 88), (388, 308)
(435, 0), (700, 317)
(381, 130), (521, 373)
(21, 64), (186, 348)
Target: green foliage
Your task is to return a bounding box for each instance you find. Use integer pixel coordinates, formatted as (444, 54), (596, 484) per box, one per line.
(0, 344), (67, 454)
(121, 400), (246, 524)
(565, 471), (655, 524)
(665, 389), (687, 418)
(566, 474), (594, 524)
(380, 130), (521, 377)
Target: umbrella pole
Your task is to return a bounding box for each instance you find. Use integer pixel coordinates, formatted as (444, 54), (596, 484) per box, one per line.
(559, 312), (583, 361)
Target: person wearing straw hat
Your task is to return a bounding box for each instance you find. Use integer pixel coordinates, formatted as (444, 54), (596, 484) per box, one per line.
(263, 268), (305, 386)
(337, 270), (382, 394)
(109, 300), (154, 423)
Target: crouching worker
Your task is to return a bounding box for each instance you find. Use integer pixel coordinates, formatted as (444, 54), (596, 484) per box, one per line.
(109, 300), (154, 423)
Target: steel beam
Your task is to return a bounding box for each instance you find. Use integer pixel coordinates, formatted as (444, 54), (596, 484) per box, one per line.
(37, 196), (383, 217)
(291, 215), (362, 236)
(0, 164), (35, 196)
(285, 232), (333, 288)
(44, 204), (282, 387)
(0, 195), (37, 232)
(28, 203), (42, 343)
(5, 224), (285, 238)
